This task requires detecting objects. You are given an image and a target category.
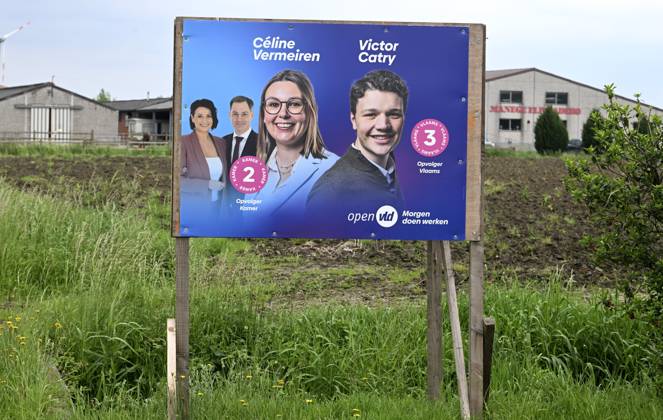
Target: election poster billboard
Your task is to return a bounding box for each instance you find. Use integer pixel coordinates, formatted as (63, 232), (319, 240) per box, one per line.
(172, 18), (484, 240)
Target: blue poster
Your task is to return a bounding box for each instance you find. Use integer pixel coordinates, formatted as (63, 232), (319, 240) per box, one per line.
(176, 19), (470, 240)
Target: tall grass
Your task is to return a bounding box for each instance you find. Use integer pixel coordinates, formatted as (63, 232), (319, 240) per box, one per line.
(489, 274), (660, 386)
(0, 143), (170, 157)
(0, 182), (173, 297)
(0, 181), (244, 402)
(484, 147), (584, 159)
(0, 179), (661, 418)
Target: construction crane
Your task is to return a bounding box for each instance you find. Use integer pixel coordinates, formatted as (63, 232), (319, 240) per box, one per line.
(0, 21), (30, 83)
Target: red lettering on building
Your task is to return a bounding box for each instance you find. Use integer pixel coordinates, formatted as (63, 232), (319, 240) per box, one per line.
(489, 104), (581, 114)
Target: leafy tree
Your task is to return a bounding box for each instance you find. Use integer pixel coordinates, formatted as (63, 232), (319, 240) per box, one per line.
(635, 115), (651, 135)
(581, 109), (603, 150)
(565, 84), (662, 324)
(96, 88), (112, 103)
(534, 106), (569, 153)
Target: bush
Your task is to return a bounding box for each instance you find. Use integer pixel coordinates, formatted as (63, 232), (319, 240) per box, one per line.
(565, 84), (663, 325)
(581, 109), (603, 150)
(534, 106), (569, 153)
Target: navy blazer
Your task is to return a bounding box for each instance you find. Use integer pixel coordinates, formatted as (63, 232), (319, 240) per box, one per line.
(223, 130), (258, 171)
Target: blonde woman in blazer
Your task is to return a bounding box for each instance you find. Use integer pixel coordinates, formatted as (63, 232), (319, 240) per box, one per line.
(250, 70), (338, 217)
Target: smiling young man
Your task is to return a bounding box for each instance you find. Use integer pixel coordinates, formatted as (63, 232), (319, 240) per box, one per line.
(307, 70), (408, 213)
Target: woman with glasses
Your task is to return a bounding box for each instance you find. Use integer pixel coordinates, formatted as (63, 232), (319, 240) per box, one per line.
(251, 69), (338, 217)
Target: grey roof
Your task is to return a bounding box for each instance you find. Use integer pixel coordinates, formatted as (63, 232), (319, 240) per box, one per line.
(0, 82), (49, 101)
(107, 97), (172, 111)
(486, 67), (663, 112)
(0, 82), (116, 110)
(137, 99), (172, 111)
(486, 68), (534, 81)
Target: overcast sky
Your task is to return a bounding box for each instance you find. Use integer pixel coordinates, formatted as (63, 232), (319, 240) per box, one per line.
(2, 0), (662, 106)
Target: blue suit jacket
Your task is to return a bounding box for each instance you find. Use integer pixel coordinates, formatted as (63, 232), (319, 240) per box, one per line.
(249, 149), (339, 217)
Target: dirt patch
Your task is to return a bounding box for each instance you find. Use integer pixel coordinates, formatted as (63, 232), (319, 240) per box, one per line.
(0, 156), (171, 209)
(0, 155), (170, 191)
(0, 154), (621, 288)
(251, 156), (619, 287)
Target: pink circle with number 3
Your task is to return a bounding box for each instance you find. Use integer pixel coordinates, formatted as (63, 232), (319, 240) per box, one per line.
(411, 119), (449, 157)
(230, 156), (268, 193)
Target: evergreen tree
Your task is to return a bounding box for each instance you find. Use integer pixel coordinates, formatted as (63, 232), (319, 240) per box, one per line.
(534, 106), (569, 153)
(581, 109), (602, 150)
(635, 115), (651, 134)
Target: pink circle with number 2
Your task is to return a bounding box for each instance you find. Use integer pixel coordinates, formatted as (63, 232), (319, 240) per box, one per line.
(230, 156), (268, 193)
(411, 119), (449, 157)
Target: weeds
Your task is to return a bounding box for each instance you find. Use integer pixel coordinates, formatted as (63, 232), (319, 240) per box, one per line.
(0, 160), (661, 417)
(0, 143), (170, 157)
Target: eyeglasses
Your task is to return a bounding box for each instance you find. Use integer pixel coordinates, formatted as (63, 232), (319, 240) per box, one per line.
(263, 97), (305, 115)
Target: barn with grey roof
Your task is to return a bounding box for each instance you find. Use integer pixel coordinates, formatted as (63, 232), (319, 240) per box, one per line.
(0, 82), (118, 141)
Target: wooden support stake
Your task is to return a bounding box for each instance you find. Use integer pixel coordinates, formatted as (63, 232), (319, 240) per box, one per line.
(483, 317), (496, 405)
(167, 319), (177, 420)
(426, 240), (443, 400)
(469, 240), (485, 418)
(465, 22), (486, 417)
(442, 241), (470, 419)
(176, 237), (190, 419)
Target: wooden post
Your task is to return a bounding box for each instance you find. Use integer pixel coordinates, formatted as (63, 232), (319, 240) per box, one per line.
(469, 241), (484, 417)
(176, 237), (190, 419)
(442, 241), (470, 419)
(466, 23), (486, 417)
(167, 319), (177, 420)
(483, 317), (496, 405)
(426, 240), (443, 400)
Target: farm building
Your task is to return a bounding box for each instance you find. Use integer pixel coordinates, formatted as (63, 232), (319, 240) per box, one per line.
(486, 68), (663, 150)
(0, 82), (118, 141)
(106, 97), (172, 142)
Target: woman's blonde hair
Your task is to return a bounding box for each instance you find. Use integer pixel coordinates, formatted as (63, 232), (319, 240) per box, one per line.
(257, 70), (327, 161)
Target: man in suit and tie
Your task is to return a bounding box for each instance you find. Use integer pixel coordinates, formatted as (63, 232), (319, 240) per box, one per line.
(221, 96), (257, 216)
(223, 95), (258, 176)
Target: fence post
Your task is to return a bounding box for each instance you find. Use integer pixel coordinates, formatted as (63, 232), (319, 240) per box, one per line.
(483, 317), (496, 405)
(426, 240), (443, 400)
(167, 319), (177, 420)
(176, 238), (190, 419)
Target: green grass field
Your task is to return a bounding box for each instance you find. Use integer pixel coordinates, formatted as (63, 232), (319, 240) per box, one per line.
(0, 142), (170, 157)
(0, 146), (661, 419)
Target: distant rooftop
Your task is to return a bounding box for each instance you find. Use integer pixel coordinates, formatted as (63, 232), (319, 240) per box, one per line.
(107, 97), (172, 111)
(486, 67), (662, 111)
(0, 82), (116, 110)
(486, 68), (534, 81)
(0, 82), (50, 101)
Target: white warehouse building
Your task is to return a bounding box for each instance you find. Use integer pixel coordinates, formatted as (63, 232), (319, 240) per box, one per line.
(485, 68), (663, 150)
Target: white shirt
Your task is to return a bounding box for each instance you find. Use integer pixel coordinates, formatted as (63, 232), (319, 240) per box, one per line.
(351, 143), (396, 185)
(205, 157), (223, 181)
(231, 128), (253, 160)
(205, 157), (223, 202)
